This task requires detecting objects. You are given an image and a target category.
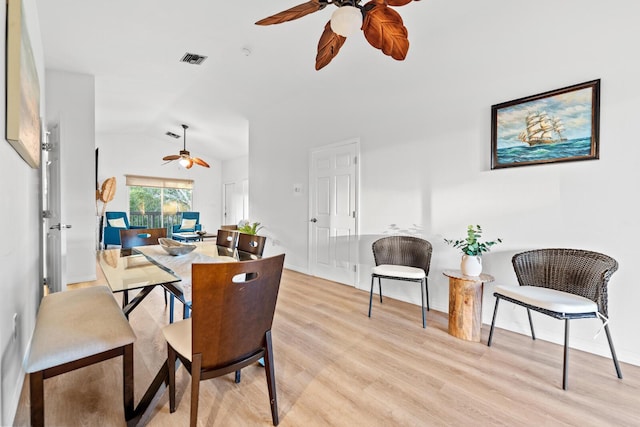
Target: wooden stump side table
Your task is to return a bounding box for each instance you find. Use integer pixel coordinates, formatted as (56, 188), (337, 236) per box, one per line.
(442, 269), (495, 342)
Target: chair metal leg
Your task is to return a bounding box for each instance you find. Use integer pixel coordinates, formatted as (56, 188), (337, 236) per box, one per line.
(169, 295), (175, 324)
(378, 277), (383, 303)
(603, 321), (623, 379)
(420, 278), (426, 328)
(527, 308), (536, 340)
(425, 278), (430, 311)
(184, 303), (191, 319)
(164, 289), (168, 305)
(563, 319), (570, 390)
(235, 370), (241, 383)
(487, 297), (500, 347)
(368, 276), (375, 317)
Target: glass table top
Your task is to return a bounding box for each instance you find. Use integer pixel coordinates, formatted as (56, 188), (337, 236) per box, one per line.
(98, 249), (180, 293)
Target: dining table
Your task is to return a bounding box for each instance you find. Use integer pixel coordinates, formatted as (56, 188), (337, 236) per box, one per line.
(97, 240), (263, 425)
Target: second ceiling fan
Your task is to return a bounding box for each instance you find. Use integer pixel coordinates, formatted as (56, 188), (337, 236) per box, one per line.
(255, 0), (421, 70)
(162, 124), (210, 169)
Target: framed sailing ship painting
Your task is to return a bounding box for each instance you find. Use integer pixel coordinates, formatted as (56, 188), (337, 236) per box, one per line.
(491, 80), (600, 169)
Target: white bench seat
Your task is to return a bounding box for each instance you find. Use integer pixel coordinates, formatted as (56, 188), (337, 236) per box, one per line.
(24, 286), (136, 427)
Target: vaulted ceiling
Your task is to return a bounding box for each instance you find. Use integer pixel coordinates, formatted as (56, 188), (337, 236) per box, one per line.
(36, 0), (431, 160)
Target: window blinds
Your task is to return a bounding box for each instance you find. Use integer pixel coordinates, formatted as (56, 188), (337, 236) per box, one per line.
(125, 175), (193, 189)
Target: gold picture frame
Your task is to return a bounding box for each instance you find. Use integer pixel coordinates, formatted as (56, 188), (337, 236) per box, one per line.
(5, 0), (41, 168)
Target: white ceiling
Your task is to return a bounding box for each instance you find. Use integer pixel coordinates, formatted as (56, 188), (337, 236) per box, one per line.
(35, 0), (431, 160)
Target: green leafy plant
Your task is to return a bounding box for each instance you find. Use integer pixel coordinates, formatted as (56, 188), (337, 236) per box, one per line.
(237, 221), (264, 235)
(444, 225), (502, 256)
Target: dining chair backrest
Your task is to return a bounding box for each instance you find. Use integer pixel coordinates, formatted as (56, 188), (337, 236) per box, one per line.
(216, 229), (239, 249)
(120, 228), (167, 252)
(191, 254), (285, 368)
(237, 233), (267, 256)
(220, 224), (238, 230)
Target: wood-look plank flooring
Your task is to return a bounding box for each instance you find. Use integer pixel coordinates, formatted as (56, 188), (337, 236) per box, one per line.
(14, 268), (640, 426)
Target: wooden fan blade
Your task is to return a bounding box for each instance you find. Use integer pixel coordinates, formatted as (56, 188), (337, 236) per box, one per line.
(315, 21), (347, 70)
(256, 0), (326, 26)
(387, 0), (416, 6)
(192, 157), (210, 168)
(163, 154), (180, 161)
(185, 158), (194, 169)
(362, 3), (409, 60)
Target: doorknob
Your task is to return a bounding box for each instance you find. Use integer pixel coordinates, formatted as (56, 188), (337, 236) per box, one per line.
(309, 218), (318, 223)
(50, 223), (72, 230)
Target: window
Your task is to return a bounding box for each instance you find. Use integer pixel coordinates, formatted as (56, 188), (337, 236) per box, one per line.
(126, 175), (193, 229)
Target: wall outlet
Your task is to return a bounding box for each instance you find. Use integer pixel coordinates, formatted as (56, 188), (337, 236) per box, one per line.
(13, 313), (18, 340)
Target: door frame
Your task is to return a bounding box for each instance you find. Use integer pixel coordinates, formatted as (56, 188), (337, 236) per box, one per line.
(307, 138), (360, 286)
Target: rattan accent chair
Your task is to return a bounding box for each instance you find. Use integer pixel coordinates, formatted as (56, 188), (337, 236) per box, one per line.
(487, 248), (623, 390)
(369, 236), (432, 328)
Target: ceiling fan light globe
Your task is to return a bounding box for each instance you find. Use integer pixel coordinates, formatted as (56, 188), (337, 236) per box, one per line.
(179, 157), (191, 167)
(330, 6), (362, 37)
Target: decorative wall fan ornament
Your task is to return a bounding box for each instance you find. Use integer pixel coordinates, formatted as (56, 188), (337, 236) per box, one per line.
(256, 0), (421, 70)
(162, 124), (210, 169)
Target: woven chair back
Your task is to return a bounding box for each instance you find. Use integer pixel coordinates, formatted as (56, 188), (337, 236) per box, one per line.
(372, 236), (432, 275)
(512, 248), (618, 316)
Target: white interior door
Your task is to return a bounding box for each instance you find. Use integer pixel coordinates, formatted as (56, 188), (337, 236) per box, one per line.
(223, 182), (235, 225)
(42, 123), (68, 293)
(309, 140), (359, 286)
(223, 181), (249, 226)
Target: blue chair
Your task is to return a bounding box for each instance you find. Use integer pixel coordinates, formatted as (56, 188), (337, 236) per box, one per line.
(172, 212), (202, 233)
(103, 212), (145, 248)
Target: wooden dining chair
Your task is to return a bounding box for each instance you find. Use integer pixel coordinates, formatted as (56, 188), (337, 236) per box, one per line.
(119, 227), (167, 255)
(237, 233), (267, 256)
(216, 228), (239, 249)
(162, 254), (286, 426)
(119, 227), (168, 307)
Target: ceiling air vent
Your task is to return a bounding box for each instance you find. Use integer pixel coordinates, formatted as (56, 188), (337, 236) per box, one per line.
(180, 52), (207, 65)
(165, 131), (180, 139)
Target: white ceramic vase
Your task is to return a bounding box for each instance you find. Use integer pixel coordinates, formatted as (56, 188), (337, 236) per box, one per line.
(461, 254), (482, 276)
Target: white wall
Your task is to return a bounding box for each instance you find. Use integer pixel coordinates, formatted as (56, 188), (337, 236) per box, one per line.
(96, 132), (223, 232)
(249, 0), (640, 365)
(45, 69), (96, 284)
(0, 0), (44, 424)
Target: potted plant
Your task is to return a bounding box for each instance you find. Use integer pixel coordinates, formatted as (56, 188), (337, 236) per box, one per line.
(237, 220), (264, 235)
(445, 225), (502, 276)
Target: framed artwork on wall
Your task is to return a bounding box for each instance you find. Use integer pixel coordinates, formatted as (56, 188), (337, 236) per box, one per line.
(491, 79), (600, 169)
(5, 0), (41, 169)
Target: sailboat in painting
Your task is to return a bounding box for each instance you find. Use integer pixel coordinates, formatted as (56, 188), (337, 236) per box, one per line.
(518, 111), (567, 146)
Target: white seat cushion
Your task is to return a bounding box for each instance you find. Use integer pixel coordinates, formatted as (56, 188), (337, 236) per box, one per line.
(162, 318), (192, 362)
(372, 264), (425, 280)
(494, 285), (597, 314)
(25, 286), (136, 373)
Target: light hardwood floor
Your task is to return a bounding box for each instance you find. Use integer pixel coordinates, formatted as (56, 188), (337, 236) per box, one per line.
(14, 268), (640, 426)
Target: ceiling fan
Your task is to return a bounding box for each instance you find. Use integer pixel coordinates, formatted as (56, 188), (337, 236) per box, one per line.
(255, 0), (421, 70)
(162, 124), (210, 169)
